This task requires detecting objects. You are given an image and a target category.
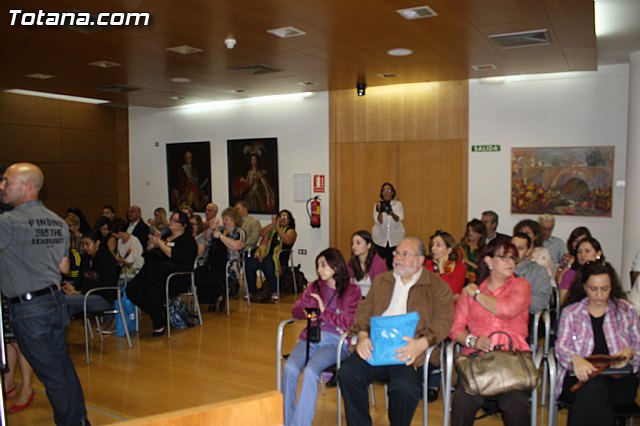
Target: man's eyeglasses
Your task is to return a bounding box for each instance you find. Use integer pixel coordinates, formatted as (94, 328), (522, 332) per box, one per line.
(494, 254), (518, 263)
(393, 251), (419, 259)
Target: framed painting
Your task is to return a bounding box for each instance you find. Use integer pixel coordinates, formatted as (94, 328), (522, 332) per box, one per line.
(166, 141), (211, 213)
(227, 137), (279, 214)
(511, 146), (614, 217)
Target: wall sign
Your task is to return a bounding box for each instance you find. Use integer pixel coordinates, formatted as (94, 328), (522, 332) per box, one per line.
(313, 175), (325, 193)
(472, 145), (501, 152)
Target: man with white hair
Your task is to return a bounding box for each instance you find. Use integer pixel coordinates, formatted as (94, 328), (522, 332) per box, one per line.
(538, 214), (566, 268)
(0, 162), (89, 425)
(339, 237), (453, 426)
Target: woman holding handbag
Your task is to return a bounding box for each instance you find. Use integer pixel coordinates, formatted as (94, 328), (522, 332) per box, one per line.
(282, 248), (362, 426)
(450, 239), (532, 426)
(555, 261), (640, 426)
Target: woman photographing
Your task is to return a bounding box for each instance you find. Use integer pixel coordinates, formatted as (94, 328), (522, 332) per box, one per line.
(555, 261), (640, 426)
(372, 182), (405, 269)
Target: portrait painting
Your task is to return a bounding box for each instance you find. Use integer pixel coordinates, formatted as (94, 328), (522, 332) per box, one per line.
(227, 138), (279, 214)
(166, 141), (212, 213)
(511, 146), (614, 217)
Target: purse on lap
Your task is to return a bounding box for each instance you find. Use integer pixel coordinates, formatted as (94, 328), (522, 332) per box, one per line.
(367, 311), (420, 366)
(455, 331), (540, 396)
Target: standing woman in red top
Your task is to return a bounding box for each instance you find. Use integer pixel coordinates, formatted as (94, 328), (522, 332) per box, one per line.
(426, 230), (466, 301)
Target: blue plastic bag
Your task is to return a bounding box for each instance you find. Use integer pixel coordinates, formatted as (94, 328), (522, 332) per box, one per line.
(367, 311), (420, 366)
(115, 288), (137, 337)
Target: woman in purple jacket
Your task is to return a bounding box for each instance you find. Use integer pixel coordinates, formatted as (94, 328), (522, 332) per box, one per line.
(283, 248), (362, 426)
(347, 230), (387, 297)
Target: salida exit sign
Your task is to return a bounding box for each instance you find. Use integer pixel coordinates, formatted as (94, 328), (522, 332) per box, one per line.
(471, 145), (501, 152)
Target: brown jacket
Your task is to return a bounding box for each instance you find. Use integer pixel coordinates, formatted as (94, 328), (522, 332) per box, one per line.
(351, 268), (454, 367)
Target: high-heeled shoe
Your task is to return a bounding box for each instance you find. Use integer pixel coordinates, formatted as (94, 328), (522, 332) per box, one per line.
(5, 385), (16, 398)
(9, 392), (35, 414)
(151, 327), (166, 337)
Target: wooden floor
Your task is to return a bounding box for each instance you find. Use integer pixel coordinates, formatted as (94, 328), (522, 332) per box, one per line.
(5, 294), (571, 425)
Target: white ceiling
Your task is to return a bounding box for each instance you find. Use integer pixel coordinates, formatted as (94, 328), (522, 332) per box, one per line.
(596, 0), (640, 65)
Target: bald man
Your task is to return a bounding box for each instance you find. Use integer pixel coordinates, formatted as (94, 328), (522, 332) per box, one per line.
(0, 163), (89, 425)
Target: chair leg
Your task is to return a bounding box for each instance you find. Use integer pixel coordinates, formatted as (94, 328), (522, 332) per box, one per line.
(225, 268), (231, 317)
(95, 317), (105, 342)
(84, 312), (91, 365)
(369, 383), (376, 407)
(242, 259), (251, 308)
(116, 290), (132, 349)
(166, 288), (172, 339)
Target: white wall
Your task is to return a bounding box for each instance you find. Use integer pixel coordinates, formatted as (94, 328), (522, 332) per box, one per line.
(128, 92), (330, 278)
(468, 64), (630, 278)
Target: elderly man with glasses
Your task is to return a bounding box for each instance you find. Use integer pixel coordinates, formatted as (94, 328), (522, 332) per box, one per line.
(339, 237), (453, 426)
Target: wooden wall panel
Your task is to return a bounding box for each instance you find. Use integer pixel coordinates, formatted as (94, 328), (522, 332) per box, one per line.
(332, 142), (398, 258)
(330, 80), (469, 255)
(0, 93), (128, 221)
(399, 139), (468, 243)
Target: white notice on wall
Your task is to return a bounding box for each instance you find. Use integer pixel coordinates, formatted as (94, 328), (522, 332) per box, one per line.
(293, 173), (311, 202)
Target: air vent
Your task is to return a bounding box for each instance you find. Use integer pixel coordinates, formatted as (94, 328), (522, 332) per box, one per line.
(396, 5), (438, 20)
(266, 26), (306, 38)
(471, 64), (497, 71)
(378, 72), (401, 79)
(98, 84), (141, 93)
(227, 64), (282, 75)
(489, 29), (550, 49)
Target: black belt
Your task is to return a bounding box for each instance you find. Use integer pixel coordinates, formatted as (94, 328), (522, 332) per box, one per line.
(10, 285), (59, 304)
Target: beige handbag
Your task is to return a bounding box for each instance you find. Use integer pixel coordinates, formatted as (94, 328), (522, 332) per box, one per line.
(455, 331), (540, 396)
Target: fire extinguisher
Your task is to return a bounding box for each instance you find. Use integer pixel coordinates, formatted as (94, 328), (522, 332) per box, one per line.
(306, 196), (321, 228)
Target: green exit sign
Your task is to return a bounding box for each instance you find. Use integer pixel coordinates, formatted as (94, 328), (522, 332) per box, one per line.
(472, 145), (501, 152)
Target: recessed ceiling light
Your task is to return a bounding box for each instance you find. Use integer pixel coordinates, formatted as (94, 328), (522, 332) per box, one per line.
(471, 64), (498, 71)
(166, 45), (203, 55)
(387, 48), (413, 57)
(25, 73), (55, 79)
(5, 89), (109, 104)
(266, 26), (306, 38)
(396, 5), (438, 20)
(171, 77), (191, 83)
(479, 77), (506, 84)
(88, 60), (122, 68)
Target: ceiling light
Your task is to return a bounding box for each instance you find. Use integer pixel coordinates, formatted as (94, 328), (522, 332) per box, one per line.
(378, 72), (401, 79)
(171, 77), (191, 83)
(5, 89), (109, 104)
(387, 48), (413, 57)
(396, 5), (438, 20)
(471, 64), (497, 71)
(479, 77), (506, 84)
(356, 82), (366, 97)
(297, 81), (317, 87)
(224, 36), (237, 49)
(169, 95), (184, 100)
(266, 26), (306, 38)
(166, 45), (203, 55)
(88, 60), (122, 68)
(25, 73), (55, 79)
(176, 92), (313, 111)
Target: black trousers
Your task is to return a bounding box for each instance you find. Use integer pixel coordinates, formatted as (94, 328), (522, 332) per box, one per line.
(375, 243), (396, 270)
(338, 353), (422, 426)
(560, 374), (639, 426)
(452, 386), (530, 426)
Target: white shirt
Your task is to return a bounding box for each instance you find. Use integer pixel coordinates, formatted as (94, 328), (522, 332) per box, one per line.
(354, 276), (372, 298)
(117, 235), (144, 279)
(383, 268), (422, 317)
(372, 200), (405, 247)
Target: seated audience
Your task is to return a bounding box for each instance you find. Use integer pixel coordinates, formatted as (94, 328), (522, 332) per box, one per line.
(62, 230), (119, 316)
(197, 207), (245, 312)
(234, 200), (261, 249)
(339, 237), (453, 426)
(557, 226), (591, 284)
(67, 206), (92, 235)
(127, 205), (150, 250)
(555, 261), (640, 426)
(458, 219), (486, 285)
(179, 204), (194, 218)
(481, 210), (511, 245)
(95, 216), (117, 257)
(190, 214), (206, 257)
(245, 209), (297, 300)
(101, 204), (116, 221)
(513, 219), (555, 282)
(512, 233), (552, 316)
(283, 248), (361, 426)
(450, 239), (532, 426)
(111, 218), (145, 283)
(65, 213), (84, 253)
(346, 230), (387, 297)
(426, 230), (466, 301)
(559, 237), (603, 306)
(127, 211), (197, 337)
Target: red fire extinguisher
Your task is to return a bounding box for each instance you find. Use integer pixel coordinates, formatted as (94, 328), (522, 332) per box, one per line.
(306, 196), (321, 228)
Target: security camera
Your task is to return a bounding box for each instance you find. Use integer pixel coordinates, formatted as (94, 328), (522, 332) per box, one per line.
(224, 37), (237, 49)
